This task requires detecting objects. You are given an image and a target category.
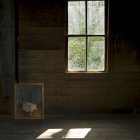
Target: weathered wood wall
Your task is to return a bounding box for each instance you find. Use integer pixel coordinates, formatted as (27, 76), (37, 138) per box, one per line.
(17, 0), (140, 114)
(0, 0), (16, 114)
(18, 0), (65, 50)
(18, 49), (140, 114)
(18, 0), (140, 114)
(0, 0), (140, 115)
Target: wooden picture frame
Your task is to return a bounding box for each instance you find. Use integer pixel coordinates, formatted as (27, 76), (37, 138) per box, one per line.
(14, 83), (44, 119)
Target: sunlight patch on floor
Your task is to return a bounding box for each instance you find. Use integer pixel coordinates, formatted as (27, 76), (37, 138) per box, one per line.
(36, 128), (91, 139)
(37, 129), (63, 139)
(62, 128), (91, 139)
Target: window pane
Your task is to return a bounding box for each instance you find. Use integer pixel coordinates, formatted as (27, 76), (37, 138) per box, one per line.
(87, 1), (105, 35)
(87, 37), (105, 71)
(68, 1), (85, 34)
(68, 37), (86, 71)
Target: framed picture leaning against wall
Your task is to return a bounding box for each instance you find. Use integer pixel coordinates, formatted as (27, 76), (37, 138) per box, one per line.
(14, 83), (44, 119)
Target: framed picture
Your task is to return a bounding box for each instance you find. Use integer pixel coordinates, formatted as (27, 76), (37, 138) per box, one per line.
(14, 83), (44, 119)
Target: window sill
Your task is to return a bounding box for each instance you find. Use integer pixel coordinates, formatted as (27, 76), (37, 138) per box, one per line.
(65, 71), (108, 74)
(64, 71), (111, 80)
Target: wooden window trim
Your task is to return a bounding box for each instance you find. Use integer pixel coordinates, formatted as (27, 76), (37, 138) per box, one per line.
(65, 0), (109, 73)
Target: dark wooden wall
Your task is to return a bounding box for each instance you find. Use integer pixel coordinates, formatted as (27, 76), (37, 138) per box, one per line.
(0, 0), (15, 114)
(0, 0), (140, 115)
(17, 0), (140, 114)
(18, 0), (65, 50)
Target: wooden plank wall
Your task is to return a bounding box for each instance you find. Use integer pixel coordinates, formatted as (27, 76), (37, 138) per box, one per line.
(18, 48), (140, 114)
(18, 0), (140, 114)
(0, 0), (16, 97)
(18, 0), (65, 50)
(0, 0), (15, 114)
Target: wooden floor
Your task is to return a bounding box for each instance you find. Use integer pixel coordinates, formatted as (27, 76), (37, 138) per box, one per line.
(0, 115), (140, 140)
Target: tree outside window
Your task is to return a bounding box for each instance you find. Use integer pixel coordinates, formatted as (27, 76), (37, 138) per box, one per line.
(67, 0), (107, 72)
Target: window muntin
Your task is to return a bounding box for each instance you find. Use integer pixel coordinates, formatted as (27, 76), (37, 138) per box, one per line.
(67, 0), (106, 72)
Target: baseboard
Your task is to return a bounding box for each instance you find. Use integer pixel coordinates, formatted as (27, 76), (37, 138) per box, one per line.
(0, 114), (140, 121)
(44, 114), (140, 120)
(0, 115), (11, 121)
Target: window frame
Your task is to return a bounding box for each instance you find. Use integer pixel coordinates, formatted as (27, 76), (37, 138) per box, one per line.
(65, 0), (109, 73)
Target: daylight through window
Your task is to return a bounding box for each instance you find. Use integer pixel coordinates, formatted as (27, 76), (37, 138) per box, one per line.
(67, 0), (107, 72)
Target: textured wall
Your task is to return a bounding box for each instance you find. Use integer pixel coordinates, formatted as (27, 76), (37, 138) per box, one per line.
(18, 48), (140, 114)
(1, 0), (140, 114)
(18, 0), (65, 50)
(0, 0), (16, 114)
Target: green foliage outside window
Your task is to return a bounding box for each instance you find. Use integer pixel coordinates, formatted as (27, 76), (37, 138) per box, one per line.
(68, 1), (105, 71)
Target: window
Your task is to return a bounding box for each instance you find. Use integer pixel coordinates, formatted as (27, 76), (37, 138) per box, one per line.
(66, 0), (108, 72)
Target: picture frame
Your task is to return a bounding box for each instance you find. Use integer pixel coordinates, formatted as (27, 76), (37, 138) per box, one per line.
(14, 83), (44, 119)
